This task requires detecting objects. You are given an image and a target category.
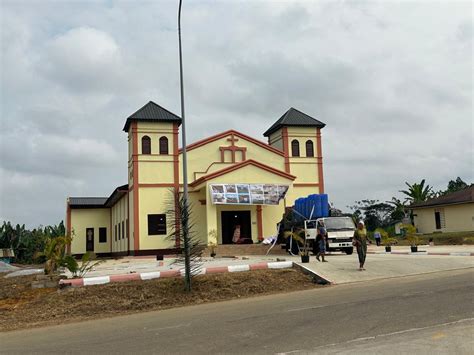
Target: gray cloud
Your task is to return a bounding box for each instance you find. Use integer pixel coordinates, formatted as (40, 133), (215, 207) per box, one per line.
(0, 0), (472, 227)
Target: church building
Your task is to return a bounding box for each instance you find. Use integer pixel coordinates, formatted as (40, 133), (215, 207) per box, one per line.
(66, 101), (326, 256)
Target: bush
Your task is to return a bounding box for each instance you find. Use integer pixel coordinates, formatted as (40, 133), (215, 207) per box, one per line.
(0, 221), (65, 264)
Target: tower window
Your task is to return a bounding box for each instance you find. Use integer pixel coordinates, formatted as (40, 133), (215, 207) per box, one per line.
(159, 136), (169, 155)
(291, 139), (300, 157)
(142, 136), (151, 154)
(305, 140), (314, 157)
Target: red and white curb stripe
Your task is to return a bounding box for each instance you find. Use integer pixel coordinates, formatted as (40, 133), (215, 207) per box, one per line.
(367, 251), (474, 256)
(59, 261), (293, 288)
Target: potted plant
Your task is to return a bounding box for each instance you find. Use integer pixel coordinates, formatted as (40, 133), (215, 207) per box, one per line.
(375, 229), (396, 252)
(383, 237), (397, 252)
(300, 241), (310, 263)
(401, 224), (419, 252)
(283, 228), (309, 263)
(207, 230), (218, 257)
(208, 241), (217, 258)
(407, 235), (420, 252)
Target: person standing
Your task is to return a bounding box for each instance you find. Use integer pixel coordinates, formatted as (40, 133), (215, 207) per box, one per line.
(232, 225), (241, 244)
(316, 222), (328, 262)
(374, 231), (382, 246)
(353, 221), (369, 270)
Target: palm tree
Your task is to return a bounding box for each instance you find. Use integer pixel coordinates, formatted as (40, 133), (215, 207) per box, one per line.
(400, 179), (434, 204)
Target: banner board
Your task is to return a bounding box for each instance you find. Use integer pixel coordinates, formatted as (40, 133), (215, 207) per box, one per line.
(210, 184), (289, 205)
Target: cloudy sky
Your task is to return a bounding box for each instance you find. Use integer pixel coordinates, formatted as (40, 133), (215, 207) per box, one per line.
(1, 0), (472, 227)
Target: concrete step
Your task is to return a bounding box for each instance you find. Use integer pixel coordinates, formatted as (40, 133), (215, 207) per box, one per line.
(203, 244), (288, 257)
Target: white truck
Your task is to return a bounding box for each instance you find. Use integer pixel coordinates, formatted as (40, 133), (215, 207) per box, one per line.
(304, 217), (355, 255)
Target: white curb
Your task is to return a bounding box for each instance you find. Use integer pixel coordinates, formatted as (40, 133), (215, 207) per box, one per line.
(140, 271), (161, 280)
(228, 264), (251, 272)
(268, 261), (293, 269)
(83, 276), (110, 286)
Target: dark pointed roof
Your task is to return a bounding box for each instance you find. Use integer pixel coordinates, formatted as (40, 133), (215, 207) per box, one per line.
(123, 101), (182, 132)
(263, 107), (326, 137)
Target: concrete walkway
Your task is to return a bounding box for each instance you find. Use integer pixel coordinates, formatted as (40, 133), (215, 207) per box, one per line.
(367, 244), (474, 255)
(294, 252), (474, 284)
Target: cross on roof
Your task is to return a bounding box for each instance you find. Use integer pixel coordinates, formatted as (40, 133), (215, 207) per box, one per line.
(227, 134), (239, 146)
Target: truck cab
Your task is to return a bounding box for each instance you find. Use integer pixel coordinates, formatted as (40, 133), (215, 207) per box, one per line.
(304, 217), (355, 255)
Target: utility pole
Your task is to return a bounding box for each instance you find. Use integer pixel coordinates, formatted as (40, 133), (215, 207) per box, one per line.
(178, 0), (192, 292)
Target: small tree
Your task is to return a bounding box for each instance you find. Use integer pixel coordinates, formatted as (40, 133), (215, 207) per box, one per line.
(166, 190), (204, 291)
(36, 235), (73, 275)
(400, 179), (434, 204)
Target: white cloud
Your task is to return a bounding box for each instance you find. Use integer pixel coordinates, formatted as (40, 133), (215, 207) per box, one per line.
(0, 0), (472, 227)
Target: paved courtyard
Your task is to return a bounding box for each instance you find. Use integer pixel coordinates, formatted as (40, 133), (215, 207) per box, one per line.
(54, 244), (474, 286)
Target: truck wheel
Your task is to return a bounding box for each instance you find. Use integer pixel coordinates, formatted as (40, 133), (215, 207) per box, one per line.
(345, 247), (353, 255)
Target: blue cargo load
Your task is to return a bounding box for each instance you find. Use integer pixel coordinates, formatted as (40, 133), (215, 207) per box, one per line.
(293, 193), (329, 219)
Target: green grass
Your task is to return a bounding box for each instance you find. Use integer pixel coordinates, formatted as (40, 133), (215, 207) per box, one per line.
(394, 231), (474, 246)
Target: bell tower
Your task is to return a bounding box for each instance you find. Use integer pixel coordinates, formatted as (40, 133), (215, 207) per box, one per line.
(123, 101), (182, 252)
(264, 107), (326, 203)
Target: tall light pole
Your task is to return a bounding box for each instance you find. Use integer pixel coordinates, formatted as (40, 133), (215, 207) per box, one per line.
(178, 0), (192, 292)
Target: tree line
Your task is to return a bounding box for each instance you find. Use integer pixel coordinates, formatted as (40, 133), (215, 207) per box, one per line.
(0, 221), (65, 264)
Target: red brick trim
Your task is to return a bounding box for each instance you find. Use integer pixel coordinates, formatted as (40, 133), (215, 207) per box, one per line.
(66, 201), (71, 254)
(316, 128), (324, 193)
(282, 127), (290, 173)
(132, 122), (140, 251)
(173, 123), (180, 248)
(257, 205), (263, 241)
(179, 129), (284, 156)
(138, 183), (175, 188)
(189, 159), (296, 187)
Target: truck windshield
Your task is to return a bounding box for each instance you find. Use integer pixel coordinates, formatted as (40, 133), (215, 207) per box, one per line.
(323, 218), (355, 230)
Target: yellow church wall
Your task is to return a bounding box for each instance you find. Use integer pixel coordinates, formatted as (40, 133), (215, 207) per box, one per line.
(70, 208), (110, 255)
(194, 162), (232, 180)
(268, 131), (283, 150)
(180, 133), (286, 184)
(198, 164), (294, 187)
(261, 204), (285, 238)
(187, 190), (208, 245)
(182, 137), (230, 183)
(128, 190), (135, 251)
(287, 126), (317, 136)
(289, 161), (318, 184)
(245, 144), (285, 172)
(137, 186), (175, 250)
(111, 194), (128, 253)
(139, 161), (175, 184)
(286, 186), (321, 207)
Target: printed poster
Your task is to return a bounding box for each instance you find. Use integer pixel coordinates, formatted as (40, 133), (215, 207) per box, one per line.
(209, 183), (289, 205)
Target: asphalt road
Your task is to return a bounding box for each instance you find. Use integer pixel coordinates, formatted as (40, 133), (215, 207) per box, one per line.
(1, 268), (473, 354)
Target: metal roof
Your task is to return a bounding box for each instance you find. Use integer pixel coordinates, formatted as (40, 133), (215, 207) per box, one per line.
(123, 101), (182, 132)
(68, 197), (108, 208)
(263, 107), (326, 137)
(104, 184), (129, 207)
(411, 186), (474, 208)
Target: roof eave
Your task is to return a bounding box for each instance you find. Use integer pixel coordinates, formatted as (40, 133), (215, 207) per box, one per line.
(263, 122), (326, 137)
(123, 118), (182, 132)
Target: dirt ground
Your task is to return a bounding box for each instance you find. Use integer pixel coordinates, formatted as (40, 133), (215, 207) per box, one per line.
(0, 268), (322, 332)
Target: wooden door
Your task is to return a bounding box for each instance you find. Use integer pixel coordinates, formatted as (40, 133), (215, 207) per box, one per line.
(86, 228), (94, 252)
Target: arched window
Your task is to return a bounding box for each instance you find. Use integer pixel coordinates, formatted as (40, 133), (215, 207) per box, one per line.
(291, 139), (300, 157)
(159, 136), (169, 155)
(305, 140), (314, 157)
(141, 136), (151, 154)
